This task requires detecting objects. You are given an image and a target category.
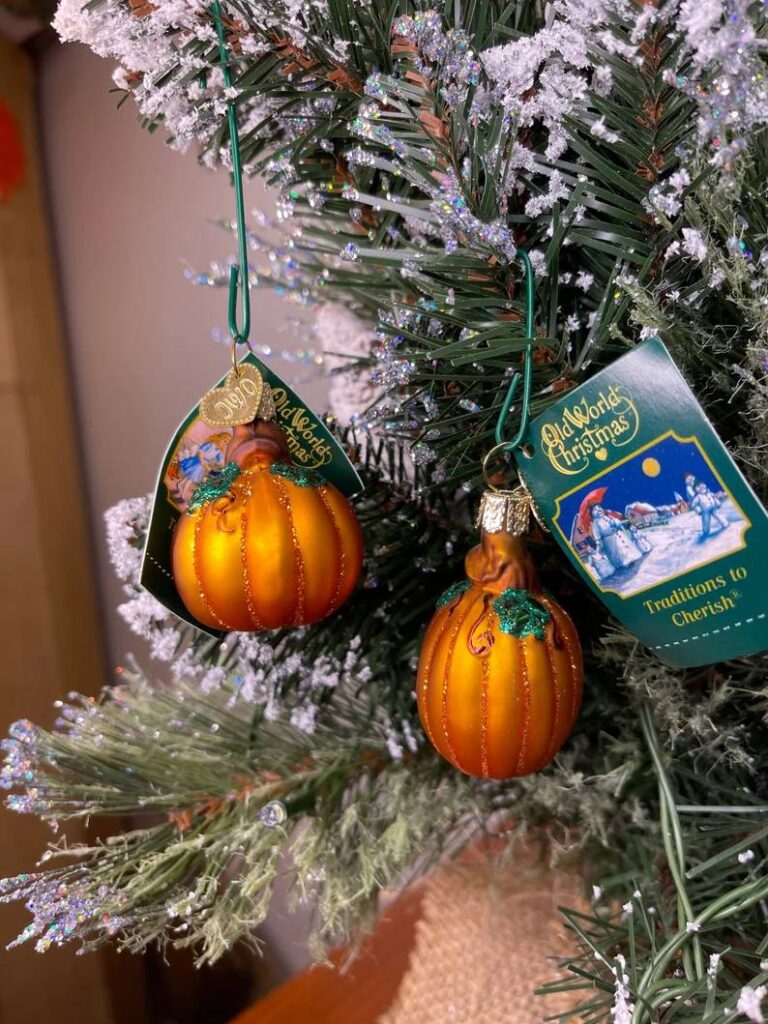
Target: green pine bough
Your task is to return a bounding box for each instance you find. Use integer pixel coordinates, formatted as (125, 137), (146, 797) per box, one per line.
(2, 2), (768, 1020)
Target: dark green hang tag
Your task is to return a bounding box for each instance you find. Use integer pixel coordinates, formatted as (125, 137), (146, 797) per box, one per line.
(140, 352), (364, 636)
(516, 337), (768, 668)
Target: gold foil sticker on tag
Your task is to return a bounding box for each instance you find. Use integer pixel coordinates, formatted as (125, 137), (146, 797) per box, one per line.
(199, 364), (270, 427)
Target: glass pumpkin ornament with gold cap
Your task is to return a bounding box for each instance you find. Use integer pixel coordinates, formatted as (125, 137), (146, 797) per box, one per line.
(416, 485), (583, 779)
(416, 248), (582, 778)
(171, 374), (363, 632)
(170, 12), (362, 634)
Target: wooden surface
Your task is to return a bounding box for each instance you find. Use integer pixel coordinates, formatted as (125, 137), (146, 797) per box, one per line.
(0, 37), (139, 1024)
(231, 893), (423, 1024)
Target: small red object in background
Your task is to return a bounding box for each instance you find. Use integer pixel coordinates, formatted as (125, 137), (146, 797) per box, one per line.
(0, 97), (25, 203)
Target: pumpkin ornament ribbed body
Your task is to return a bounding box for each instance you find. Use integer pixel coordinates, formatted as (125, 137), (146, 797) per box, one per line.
(417, 488), (583, 780)
(171, 415), (363, 633)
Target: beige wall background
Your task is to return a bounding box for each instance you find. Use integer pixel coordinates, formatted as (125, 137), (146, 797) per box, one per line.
(35, 37), (322, 976)
(0, 34), (125, 1024)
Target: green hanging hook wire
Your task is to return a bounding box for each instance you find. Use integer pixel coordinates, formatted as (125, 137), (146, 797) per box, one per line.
(211, 0), (251, 355)
(494, 249), (535, 451)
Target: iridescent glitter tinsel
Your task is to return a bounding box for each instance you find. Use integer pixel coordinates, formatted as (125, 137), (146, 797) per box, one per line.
(669, 0), (768, 174)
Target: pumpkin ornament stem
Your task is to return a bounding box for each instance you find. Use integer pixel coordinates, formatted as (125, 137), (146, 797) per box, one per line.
(171, 376), (363, 633)
(417, 488), (583, 780)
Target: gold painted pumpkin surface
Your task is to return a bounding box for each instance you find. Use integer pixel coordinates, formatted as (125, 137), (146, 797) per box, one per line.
(171, 425), (363, 632)
(417, 531), (583, 779)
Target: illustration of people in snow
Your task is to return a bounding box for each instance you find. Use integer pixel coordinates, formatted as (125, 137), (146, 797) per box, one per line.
(689, 481), (729, 538)
(554, 435), (749, 598)
(583, 494), (646, 579)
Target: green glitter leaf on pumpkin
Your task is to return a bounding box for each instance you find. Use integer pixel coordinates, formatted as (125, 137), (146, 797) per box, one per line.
(436, 580), (472, 609)
(188, 462), (241, 511)
(492, 588), (550, 640)
(269, 462), (327, 488)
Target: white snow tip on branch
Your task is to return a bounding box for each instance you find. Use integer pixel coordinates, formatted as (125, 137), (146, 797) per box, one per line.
(611, 953), (634, 1024)
(682, 228), (708, 262)
(590, 117), (620, 144)
(737, 985), (767, 1023)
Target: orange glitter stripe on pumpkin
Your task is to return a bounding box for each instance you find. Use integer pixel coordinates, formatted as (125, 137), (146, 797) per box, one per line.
(480, 654), (490, 778)
(315, 486), (344, 613)
(514, 636), (531, 775)
(239, 498), (264, 631)
(559, 618), (581, 720)
(419, 608), (453, 755)
(541, 613), (562, 767)
(441, 593), (481, 769)
(272, 476), (306, 626)
(192, 513), (237, 632)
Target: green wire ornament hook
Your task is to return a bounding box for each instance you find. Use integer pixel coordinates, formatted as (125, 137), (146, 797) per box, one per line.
(211, 1), (251, 358)
(494, 248), (535, 451)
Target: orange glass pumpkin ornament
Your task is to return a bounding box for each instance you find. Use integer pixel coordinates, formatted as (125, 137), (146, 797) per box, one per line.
(417, 487), (582, 779)
(171, 383), (363, 633)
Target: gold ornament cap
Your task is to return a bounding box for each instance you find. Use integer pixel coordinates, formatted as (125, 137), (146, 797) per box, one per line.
(476, 488), (532, 536)
(476, 484), (547, 536)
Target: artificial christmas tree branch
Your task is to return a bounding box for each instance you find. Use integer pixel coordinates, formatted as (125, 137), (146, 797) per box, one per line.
(1, 668), (479, 963)
(3, 2), (768, 1020)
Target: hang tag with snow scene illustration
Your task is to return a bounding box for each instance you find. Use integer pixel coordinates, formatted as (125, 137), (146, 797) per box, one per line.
(516, 337), (768, 668)
(140, 352), (364, 637)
